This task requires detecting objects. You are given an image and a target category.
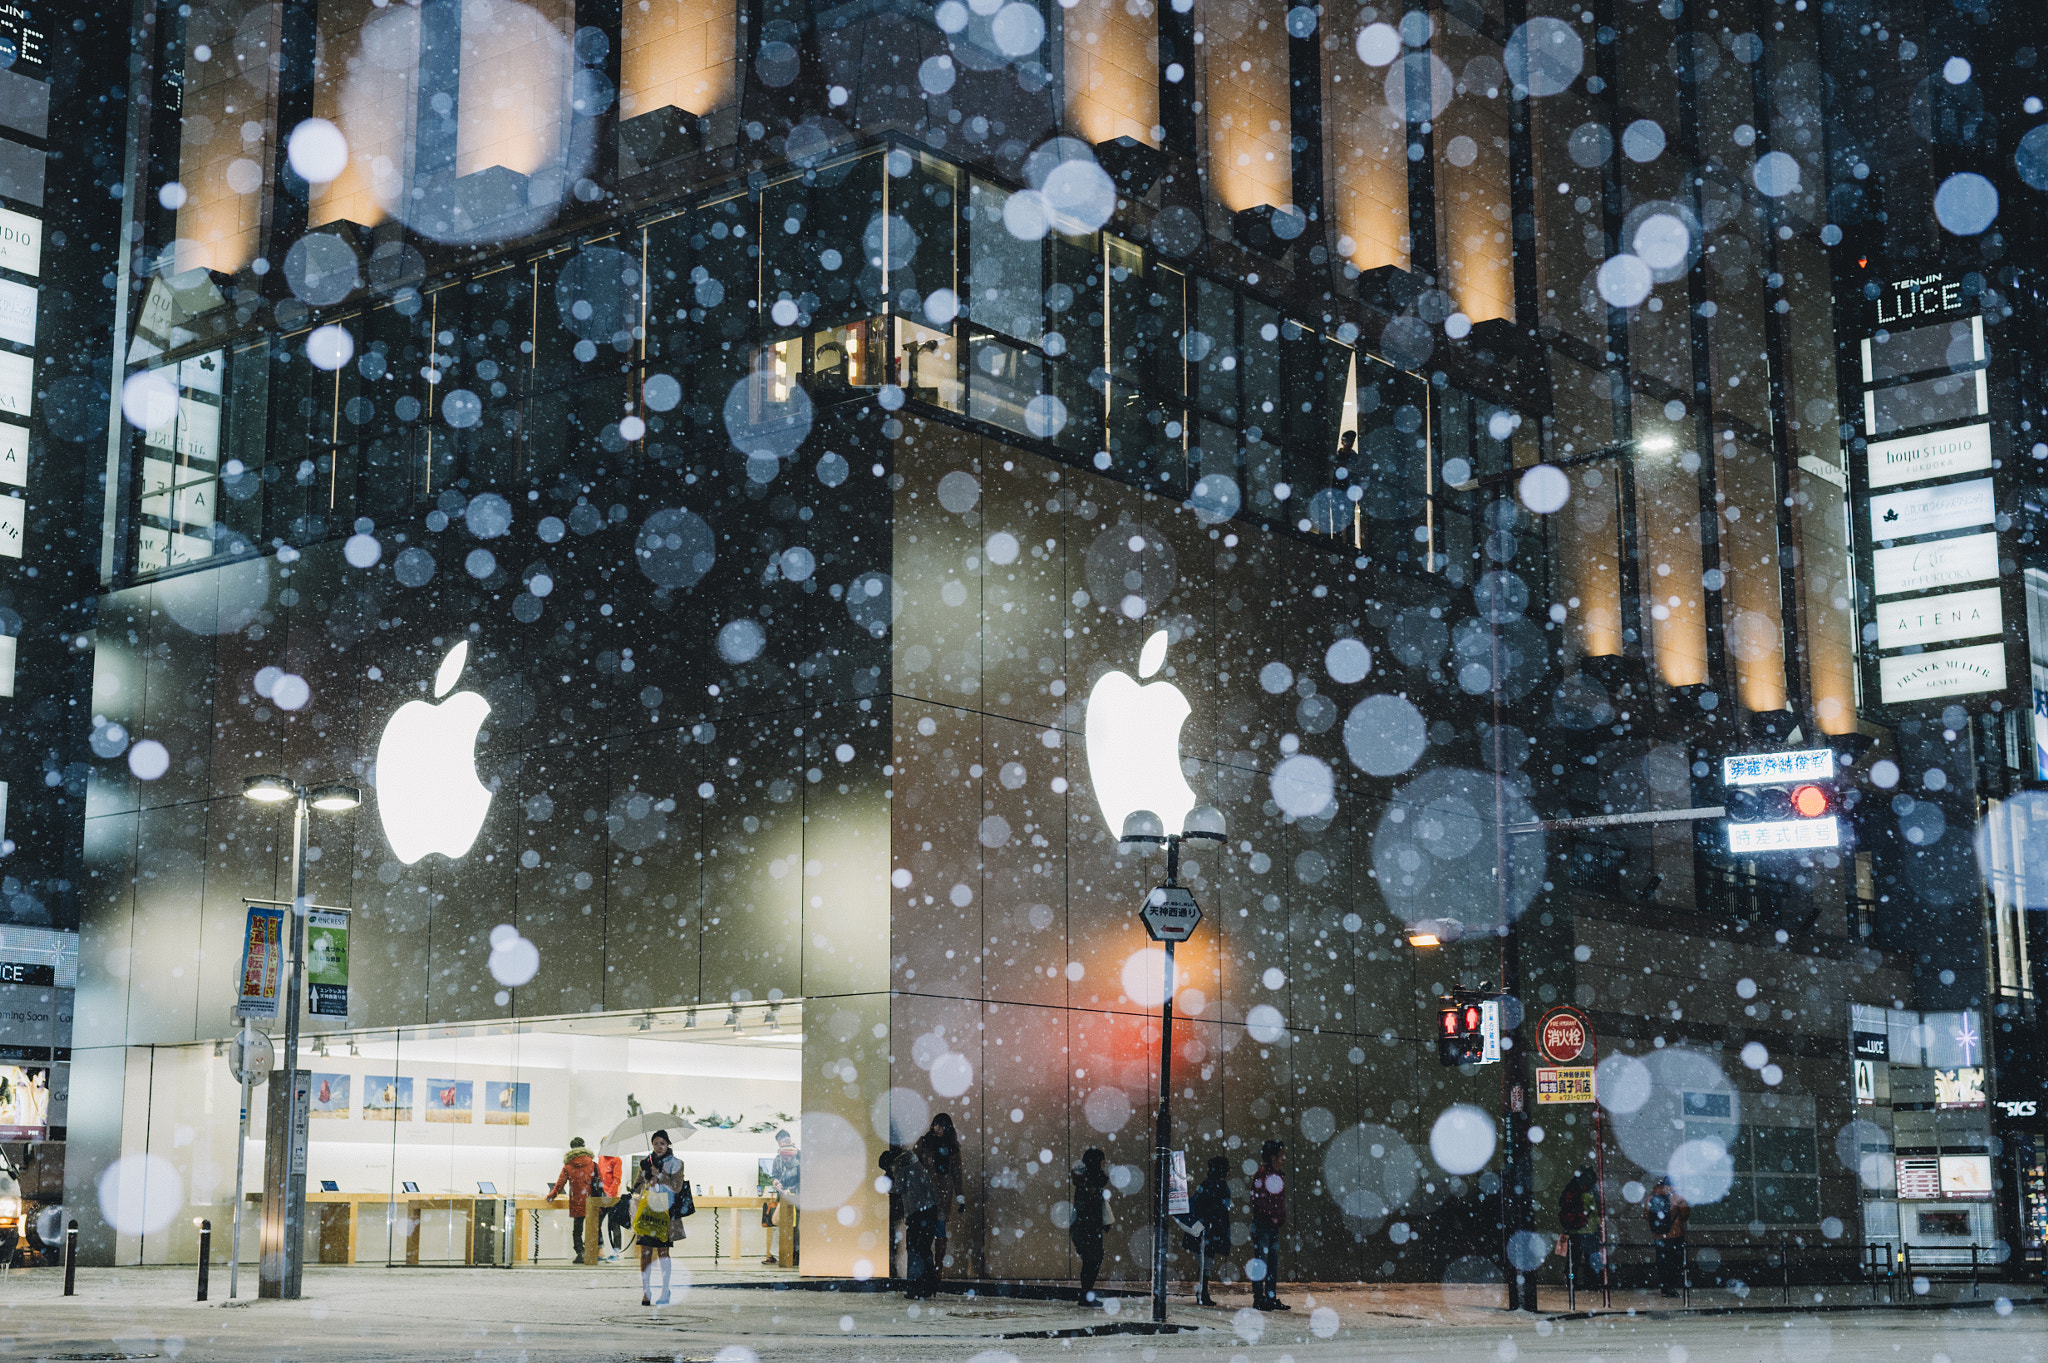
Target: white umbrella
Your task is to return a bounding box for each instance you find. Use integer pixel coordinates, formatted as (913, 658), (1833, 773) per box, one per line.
(600, 1111), (696, 1154)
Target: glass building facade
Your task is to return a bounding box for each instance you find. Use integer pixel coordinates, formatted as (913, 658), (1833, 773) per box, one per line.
(0, 0), (2038, 1297)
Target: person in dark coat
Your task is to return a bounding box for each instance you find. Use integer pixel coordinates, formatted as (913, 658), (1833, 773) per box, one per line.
(1645, 1175), (1690, 1298)
(1186, 1156), (1232, 1306)
(1558, 1166), (1600, 1288)
(545, 1137), (602, 1262)
(1249, 1140), (1289, 1311)
(895, 1141), (941, 1299)
(1070, 1147), (1111, 1305)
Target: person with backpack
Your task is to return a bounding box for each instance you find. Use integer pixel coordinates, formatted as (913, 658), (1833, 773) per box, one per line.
(1249, 1141), (1289, 1311)
(1186, 1156), (1232, 1306)
(1643, 1175), (1690, 1298)
(544, 1136), (602, 1263)
(1069, 1148), (1111, 1305)
(1558, 1166), (1600, 1289)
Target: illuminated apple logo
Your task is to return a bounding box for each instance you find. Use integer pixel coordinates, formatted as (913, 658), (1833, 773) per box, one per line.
(376, 640), (492, 864)
(1085, 629), (1198, 837)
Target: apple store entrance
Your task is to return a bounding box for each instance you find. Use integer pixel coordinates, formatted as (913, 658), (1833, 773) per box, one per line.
(116, 1004), (805, 1270)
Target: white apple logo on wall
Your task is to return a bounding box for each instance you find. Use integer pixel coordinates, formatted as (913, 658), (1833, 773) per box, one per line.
(1084, 629), (1198, 836)
(376, 640), (492, 865)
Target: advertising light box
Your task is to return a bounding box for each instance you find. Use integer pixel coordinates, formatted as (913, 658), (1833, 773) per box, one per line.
(1868, 477), (1994, 540)
(1872, 531), (1998, 598)
(1879, 641), (2007, 704)
(1727, 816), (1840, 853)
(0, 276), (34, 347)
(1865, 422), (1993, 490)
(0, 348), (29, 416)
(1874, 586), (2002, 649)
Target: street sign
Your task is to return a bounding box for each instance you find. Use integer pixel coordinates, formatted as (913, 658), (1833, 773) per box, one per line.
(1536, 1066), (1597, 1104)
(306, 908), (350, 1017)
(230, 1029), (273, 1086)
(1139, 884), (1201, 941)
(1480, 999), (1501, 1063)
(1536, 1005), (1596, 1064)
(236, 904), (286, 1020)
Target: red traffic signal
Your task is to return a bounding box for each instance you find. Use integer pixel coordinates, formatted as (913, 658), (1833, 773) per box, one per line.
(1789, 784), (1829, 818)
(1437, 1003), (1486, 1066)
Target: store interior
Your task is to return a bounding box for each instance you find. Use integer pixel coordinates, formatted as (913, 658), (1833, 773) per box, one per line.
(127, 1003), (804, 1266)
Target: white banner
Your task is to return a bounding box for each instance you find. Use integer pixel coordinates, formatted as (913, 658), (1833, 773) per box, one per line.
(1878, 641), (2007, 704)
(1872, 531), (1998, 598)
(1866, 422), (1993, 490)
(1868, 476), (1994, 540)
(1876, 587), (2002, 649)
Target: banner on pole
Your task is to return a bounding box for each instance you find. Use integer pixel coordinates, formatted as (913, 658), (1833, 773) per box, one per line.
(1167, 1149), (1190, 1216)
(235, 904), (285, 1019)
(306, 908), (350, 1017)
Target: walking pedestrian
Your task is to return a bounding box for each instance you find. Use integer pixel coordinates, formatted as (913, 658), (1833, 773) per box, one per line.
(1187, 1156), (1232, 1306)
(1558, 1166), (1600, 1289)
(1249, 1141), (1290, 1311)
(918, 1114), (962, 1281)
(1069, 1147), (1111, 1306)
(630, 1130), (687, 1306)
(544, 1136), (601, 1263)
(1644, 1176), (1689, 1298)
(895, 1140), (941, 1299)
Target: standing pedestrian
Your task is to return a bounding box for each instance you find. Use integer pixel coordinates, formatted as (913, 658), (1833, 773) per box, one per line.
(895, 1140), (941, 1299)
(1250, 1141), (1290, 1311)
(544, 1136), (601, 1263)
(763, 1129), (801, 1266)
(630, 1130), (687, 1306)
(1644, 1175), (1689, 1298)
(1558, 1166), (1600, 1289)
(1187, 1156), (1232, 1306)
(1069, 1147), (1111, 1306)
(918, 1114), (962, 1281)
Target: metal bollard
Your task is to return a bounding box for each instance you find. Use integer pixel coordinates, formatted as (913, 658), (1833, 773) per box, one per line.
(197, 1220), (211, 1301)
(62, 1221), (76, 1296)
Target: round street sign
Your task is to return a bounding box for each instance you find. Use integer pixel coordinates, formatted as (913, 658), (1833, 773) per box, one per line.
(1139, 884), (1202, 942)
(230, 1029), (274, 1085)
(1536, 1006), (1595, 1064)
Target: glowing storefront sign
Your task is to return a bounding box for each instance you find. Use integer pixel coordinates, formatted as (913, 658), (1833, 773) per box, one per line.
(1874, 586), (2002, 649)
(1722, 749), (1834, 786)
(1879, 641), (2007, 704)
(1864, 422), (1992, 490)
(1871, 531), (1998, 598)
(1867, 476), (1994, 540)
(0, 206), (39, 277)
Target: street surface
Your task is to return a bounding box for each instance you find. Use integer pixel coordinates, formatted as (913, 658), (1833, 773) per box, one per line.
(0, 1267), (2037, 1363)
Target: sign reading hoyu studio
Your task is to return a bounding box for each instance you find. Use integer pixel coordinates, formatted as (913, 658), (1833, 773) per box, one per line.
(1836, 263), (2023, 716)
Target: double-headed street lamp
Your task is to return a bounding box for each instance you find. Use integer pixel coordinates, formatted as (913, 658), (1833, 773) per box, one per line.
(1118, 803), (1226, 1325)
(242, 773), (359, 1301)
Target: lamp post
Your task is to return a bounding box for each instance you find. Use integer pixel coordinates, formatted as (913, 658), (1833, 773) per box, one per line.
(1117, 804), (1226, 1325)
(241, 774), (360, 1300)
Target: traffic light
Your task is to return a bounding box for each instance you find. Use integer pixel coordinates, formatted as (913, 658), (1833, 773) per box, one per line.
(1437, 1000), (1486, 1066)
(1720, 748), (1841, 852)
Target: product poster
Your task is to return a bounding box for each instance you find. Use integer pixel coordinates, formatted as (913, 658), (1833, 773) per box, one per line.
(235, 903), (285, 1020)
(309, 1072), (351, 1119)
(306, 908), (350, 1017)
(484, 1080), (529, 1125)
(0, 1064), (49, 1139)
(1167, 1150), (1190, 1217)
(425, 1079), (473, 1123)
(364, 1075), (413, 1122)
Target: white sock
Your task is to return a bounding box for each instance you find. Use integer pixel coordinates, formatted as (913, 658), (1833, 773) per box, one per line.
(641, 1263), (653, 1297)
(660, 1257), (673, 1292)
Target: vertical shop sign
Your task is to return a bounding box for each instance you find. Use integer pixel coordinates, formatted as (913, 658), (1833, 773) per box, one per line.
(236, 903), (285, 1019)
(305, 908), (349, 1017)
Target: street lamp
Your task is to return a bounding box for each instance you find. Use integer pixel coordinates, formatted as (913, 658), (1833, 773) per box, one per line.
(1118, 803), (1226, 1325)
(241, 773), (359, 1301)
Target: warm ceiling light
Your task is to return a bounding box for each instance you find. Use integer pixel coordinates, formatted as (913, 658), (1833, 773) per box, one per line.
(1639, 435), (1676, 454)
(243, 774), (294, 803)
(309, 783), (362, 811)
(1407, 932), (1442, 948)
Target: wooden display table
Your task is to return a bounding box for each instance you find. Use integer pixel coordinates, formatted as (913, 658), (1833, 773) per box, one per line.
(576, 1195), (779, 1266)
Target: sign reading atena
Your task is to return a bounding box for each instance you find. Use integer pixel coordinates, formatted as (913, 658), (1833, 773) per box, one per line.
(1536, 1005), (1595, 1064)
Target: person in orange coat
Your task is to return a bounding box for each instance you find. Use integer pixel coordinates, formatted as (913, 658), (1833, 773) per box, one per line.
(546, 1137), (602, 1262)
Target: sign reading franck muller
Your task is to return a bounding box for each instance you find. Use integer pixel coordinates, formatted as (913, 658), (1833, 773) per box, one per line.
(1841, 266), (2019, 712)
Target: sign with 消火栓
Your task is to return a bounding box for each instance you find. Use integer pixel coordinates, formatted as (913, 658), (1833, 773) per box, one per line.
(1868, 477), (1994, 541)
(1879, 641), (2007, 704)
(1872, 531), (1998, 598)
(1875, 586), (2002, 649)
(1864, 422), (1993, 490)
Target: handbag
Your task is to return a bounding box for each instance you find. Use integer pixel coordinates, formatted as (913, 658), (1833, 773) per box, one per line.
(674, 1181), (696, 1218)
